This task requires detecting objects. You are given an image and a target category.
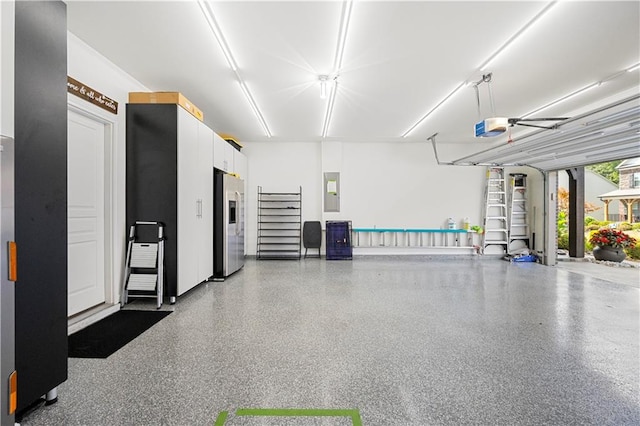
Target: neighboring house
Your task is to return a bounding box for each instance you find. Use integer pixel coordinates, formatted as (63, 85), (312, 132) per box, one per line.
(598, 158), (640, 222)
(558, 169), (617, 221)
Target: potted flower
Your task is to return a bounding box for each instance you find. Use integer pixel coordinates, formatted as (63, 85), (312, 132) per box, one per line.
(588, 228), (637, 262)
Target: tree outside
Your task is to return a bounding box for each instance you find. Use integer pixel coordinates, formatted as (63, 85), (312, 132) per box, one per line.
(587, 160), (621, 185)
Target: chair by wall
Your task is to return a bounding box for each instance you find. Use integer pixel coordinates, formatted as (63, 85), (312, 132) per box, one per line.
(303, 221), (322, 258)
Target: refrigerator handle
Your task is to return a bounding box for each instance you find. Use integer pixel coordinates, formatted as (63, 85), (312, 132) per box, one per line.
(235, 191), (240, 235)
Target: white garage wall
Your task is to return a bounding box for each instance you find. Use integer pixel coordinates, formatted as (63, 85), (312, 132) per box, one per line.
(243, 141), (322, 255)
(338, 142), (485, 229)
(243, 140), (532, 255)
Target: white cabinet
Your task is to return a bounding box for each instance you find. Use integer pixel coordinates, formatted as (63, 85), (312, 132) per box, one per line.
(177, 107), (200, 293)
(213, 132), (232, 172)
(234, 149), (247, 180)
(126, 104), (214, 299)
(176, 108), (213, 295)
(197, 122), (214, 281)
(213, 132), (245, 174)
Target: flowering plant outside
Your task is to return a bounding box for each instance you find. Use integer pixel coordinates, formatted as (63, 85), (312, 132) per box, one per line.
(588, 228), (636, 249)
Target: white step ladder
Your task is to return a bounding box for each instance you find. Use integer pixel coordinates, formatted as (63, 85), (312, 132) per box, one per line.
(121, 221), (165, 309)
(508, 173), (530, 253)
(482, 167), (509, 255)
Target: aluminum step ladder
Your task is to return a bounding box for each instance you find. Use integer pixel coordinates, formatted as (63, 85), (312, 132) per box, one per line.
(508, 173), (530, 253)
(482, 167), (509, 255)
(121, 221), (165, 309)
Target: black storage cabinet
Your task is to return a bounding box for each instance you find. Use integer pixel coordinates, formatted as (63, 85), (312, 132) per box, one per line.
(325, 221), (352, 260)
(15, 0), (69, 413)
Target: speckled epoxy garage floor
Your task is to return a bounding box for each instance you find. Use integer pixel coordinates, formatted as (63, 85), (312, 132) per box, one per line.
(19, 257), (640, 425)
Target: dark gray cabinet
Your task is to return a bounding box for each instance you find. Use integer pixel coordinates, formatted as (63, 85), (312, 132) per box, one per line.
(14, 0), (68, 414)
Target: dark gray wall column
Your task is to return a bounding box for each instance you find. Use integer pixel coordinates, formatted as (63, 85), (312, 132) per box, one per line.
(567, 167), (585, 258)
(14, 0), (68, 413)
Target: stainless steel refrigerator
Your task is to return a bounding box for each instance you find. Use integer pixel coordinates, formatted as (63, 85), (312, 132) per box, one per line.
(213, 172), (245, 279)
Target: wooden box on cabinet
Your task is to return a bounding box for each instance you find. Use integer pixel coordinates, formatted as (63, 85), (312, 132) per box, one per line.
(128, 91), (204, 122)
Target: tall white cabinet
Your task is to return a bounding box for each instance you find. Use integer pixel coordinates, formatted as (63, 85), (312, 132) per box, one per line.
(127, 104), (213, 300)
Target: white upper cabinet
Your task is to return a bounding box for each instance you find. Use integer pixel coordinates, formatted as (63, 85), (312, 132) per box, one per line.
(213, 132), (228, 172)
(213, 132), (245, 176)
(234, 149), (247, 180)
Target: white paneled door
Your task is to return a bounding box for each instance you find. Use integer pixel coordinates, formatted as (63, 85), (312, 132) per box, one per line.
(67, 109), (107, 316)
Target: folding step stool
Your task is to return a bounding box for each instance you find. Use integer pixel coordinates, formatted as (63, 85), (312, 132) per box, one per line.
(121, 221), (165, 309)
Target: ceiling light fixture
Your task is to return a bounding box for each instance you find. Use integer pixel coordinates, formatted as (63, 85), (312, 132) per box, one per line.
(334, 0), (354, 71)
(319, 75), (329, 99)
(322, 78), (338, 138)
(321, 0), (353, 138)
(479, 1), (558, 71)
(521, 82), (600, 119)
(627, 63), (640, 73)
(198, 0), (272, 137)
(239, 81), (272, 138)
(198, 0), (238, 71)
(402, 82), (467, 138)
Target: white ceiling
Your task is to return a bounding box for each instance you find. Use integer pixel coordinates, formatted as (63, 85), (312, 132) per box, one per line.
(66, 1), (640, 167)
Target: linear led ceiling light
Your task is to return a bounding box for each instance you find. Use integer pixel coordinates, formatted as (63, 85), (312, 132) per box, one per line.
(479, 1), (557, 71)
(401, 82), (467, 138)
(627, 63), (640, 73)
(334, 0), (354, 71)
(321, 0), (353, 138)
(520, 82), (600, 119)
(519, 63), (640, 120)
(198, 0), (272, 137)
(198, 0), (237, 71)
(322, 79), (338, 138)
(239, 81), (271, 137)
(401, 3), (557, 138)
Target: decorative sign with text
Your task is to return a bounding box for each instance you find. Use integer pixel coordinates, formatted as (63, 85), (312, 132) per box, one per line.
(67, 76), (118, 114)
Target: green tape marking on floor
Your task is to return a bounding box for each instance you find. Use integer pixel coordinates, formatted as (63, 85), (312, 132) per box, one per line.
(213, 411), (228, 426)
(236, 408), (362, 425)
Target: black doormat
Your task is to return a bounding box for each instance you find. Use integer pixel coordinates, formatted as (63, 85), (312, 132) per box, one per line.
(69, 310), (171, 358)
